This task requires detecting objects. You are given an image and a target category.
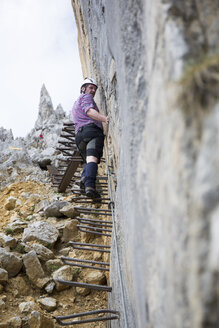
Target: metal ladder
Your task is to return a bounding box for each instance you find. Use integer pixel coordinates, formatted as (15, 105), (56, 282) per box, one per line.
(48, 121), (120, 326)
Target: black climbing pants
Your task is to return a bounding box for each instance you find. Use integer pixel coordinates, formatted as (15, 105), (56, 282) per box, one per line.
(75, 123), (104, 163)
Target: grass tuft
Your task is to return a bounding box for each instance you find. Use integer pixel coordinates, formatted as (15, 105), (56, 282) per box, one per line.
(179, 54), (219, 112)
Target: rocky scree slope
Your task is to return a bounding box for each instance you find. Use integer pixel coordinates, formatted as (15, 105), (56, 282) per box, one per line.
(0, 86), (108, 327)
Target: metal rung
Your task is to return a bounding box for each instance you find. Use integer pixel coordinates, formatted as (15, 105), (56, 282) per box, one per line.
(69, 241), (111, 253)
(72, 199), (110, 205)
(71, 188), (108, 193)
(59, 136), (75, 141)
(79, 220), (112, 228)
(75, 206), (111, 213)
(74, 206), (112, 216)
(56, 147), (77, 151)
(78, 227), (111, 237)
(62, 128), (75, 134)
(76, 210), (112, 216)
(61, 256), (110, 266)
(61, 257), (109, 271)
(62, 128), (75, 132)
(56, 279), (112, 292)
(60, 134), (75, 138)
(61, 260), (109, 271)
(71, 196), (110, 201)
(77, 217), (112, 225)
(55, 309), (119, 326)
(73, 176), (108, 181)
(74, 182), (108, 188)
(58, 141), (75, 145)
(71, 196), (110, 205)
(77, 224), (112, 233)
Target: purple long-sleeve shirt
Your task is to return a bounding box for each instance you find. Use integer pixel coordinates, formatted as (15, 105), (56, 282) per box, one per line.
(72, 93), (103, 134)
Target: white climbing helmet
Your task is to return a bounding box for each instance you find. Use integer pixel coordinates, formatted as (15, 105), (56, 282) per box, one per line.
(81, 77), (98, 90)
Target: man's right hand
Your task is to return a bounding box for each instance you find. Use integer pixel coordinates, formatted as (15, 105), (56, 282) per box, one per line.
(105, 116), (109, 124)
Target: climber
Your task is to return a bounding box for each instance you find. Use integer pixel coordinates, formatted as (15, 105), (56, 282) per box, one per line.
(72, 77), (109, 199)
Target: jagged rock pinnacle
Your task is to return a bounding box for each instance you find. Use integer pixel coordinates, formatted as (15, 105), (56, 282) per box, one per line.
(35, 84), (55, 130)
(0, 127), (14, 142)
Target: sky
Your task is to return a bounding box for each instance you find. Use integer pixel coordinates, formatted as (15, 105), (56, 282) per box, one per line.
(0, 0), (82, 138)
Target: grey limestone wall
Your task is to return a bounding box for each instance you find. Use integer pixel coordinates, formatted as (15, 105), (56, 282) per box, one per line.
(72, 1), (219, 327)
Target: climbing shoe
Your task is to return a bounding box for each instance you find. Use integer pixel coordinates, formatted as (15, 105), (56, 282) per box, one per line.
(85, 186), (101, 199)
(79, 176), (85, 191)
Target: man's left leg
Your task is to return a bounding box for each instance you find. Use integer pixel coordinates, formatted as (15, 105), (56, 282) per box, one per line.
(84, 135), (104, 198)
(84, 156), (100, 198)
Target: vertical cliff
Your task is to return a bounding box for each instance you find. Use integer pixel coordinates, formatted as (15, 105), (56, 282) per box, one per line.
(71, 1), (219, 327)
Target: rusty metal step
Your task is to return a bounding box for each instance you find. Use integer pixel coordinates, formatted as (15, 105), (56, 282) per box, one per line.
(55, 309), (119, 326)
(61, 256), (110, 271)
(74, 206), (112, 216)
(69, 241), (111, 253)
(56, 279), (112, 292)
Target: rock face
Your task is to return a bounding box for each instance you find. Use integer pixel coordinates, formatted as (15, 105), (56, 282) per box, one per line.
(72, 1), (219, 328)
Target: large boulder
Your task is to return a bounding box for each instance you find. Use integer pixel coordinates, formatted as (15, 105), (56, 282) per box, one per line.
(22, 251), (49, 288)
(22, 221), (59, 247)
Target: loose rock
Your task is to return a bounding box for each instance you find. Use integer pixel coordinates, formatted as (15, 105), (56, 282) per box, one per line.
(85, 270), (106, 285)
(23, 251), (47, 288)
(45, 281), (55, 294)
(4, 197), (17, 210)
(0, 233), (17, 249)
(45, 259), (63, 273)
(0, 247), (23, 277)
(62, 220), (78, 242)
(6, 219), (27, 234)
(31, 243), (54, 261)
(34, 200), (49, 213)
(52, 265), (74, 291)
(59, 204), (78, 218)
(76, 285), (91, 296)
(37, 297), (57, 311)
(28, 311), (55, 328)
(19, 301), (36, 313)
(44, 201), (70, 218)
